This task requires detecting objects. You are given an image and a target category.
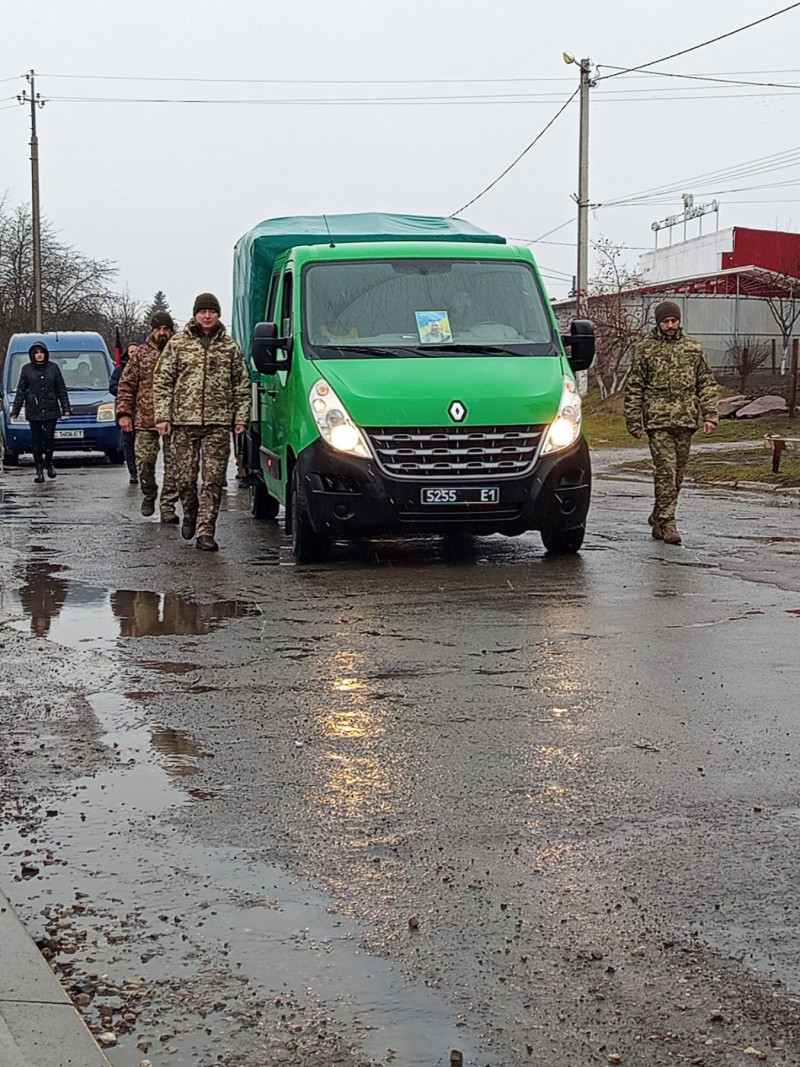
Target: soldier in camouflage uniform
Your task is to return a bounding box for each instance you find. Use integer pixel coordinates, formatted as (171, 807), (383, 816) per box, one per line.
(154, 293), (251, 552)
(624, 300), (718, 545)
(116, 312), (179, 522)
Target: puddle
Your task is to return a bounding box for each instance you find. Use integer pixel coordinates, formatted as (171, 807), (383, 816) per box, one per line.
(9, 561), (257, 650)
(151, 725), (213, 777)
(1, 688), (485, 1066)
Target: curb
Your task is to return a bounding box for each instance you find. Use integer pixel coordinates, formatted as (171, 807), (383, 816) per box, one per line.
(0, 888), (112, 1067)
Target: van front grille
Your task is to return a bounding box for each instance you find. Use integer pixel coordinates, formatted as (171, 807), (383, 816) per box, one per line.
(365, 425), (544, 480)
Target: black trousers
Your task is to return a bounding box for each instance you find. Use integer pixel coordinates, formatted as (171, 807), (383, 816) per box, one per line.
(122, 430), (136, 476)
(30, 418), (57, 466)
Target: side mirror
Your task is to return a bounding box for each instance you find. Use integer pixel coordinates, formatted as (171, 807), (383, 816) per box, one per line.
(251, 322), (290, 376)
(561, 319), (595, 372)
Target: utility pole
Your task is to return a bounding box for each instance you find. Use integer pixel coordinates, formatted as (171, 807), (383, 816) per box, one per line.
(563, 53), (593, 393)
(18, 70), (45, 332)
(576, 57), (592, 320)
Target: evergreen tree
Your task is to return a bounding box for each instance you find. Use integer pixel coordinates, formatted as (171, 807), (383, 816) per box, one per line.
(146, 291), (171, 320)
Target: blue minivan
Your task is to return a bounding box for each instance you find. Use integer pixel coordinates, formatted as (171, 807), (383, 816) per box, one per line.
(2, 331), (124, 465)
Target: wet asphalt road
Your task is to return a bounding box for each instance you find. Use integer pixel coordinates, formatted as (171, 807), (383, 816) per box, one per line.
(1, 449), (800, 1067)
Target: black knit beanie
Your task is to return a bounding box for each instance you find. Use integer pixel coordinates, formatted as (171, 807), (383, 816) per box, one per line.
(654, 300), (681, 325)
(150, 311), (175, 330)
(193, 293), (221, 316)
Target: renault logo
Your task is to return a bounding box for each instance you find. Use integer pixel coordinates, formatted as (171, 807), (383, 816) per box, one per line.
(448, 400), (467, 423)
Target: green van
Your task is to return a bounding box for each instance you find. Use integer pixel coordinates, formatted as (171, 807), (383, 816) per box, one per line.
(232, 213), (594, 562)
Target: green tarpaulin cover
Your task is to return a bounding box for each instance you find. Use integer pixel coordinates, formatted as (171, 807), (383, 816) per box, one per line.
(232, 212), (505, 353)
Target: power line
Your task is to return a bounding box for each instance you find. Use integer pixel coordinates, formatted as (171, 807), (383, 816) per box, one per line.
(449, 88), (579, 216)
(28, 66), (800, 86)
(599, 2), (800, 81)
(598, 64), (800, 91)
(599, 145), (800, 209)
(39, 72), (580, 85)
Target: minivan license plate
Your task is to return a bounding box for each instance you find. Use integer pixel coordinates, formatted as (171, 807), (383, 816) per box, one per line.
(55, 429), (83, 440)
(420, 486), (500, 505)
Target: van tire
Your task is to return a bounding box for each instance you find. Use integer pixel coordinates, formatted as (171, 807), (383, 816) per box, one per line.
(250, 477), (280, 520)
(291, 468), (329, 563)
(3, 451), (19, 467)
(541, 524), (585, 555)
(106, 449), (125, 465)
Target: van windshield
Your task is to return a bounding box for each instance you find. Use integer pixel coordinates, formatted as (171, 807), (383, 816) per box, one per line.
(303, 259), (558, 358)
(7, 350), (110, 391)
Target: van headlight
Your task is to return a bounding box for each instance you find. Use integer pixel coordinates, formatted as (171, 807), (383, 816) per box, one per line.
(309, 380), (370, 459)
(97, 403), (116, 422)
(542, 376), (582, 454)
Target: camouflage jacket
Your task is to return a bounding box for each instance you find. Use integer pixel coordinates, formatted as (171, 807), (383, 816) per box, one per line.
(115, 336), (162, 430)
(153, 321), (251, 427)
(624, 328), (718, 433)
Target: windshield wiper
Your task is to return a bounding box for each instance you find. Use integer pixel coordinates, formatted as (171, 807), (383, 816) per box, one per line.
(413, 343), (523, 355)
(321, 345), (407, 357)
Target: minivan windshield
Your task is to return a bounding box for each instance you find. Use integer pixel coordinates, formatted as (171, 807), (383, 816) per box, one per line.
(6, 350), (110, 392)
(303, 258), (558, 358)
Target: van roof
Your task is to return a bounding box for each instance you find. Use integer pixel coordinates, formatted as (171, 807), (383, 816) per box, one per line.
(6, 332), (110, 356)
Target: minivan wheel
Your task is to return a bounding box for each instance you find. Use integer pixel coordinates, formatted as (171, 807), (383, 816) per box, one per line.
(2, 451), (19, 467)
(250, 477), (280, 520)
(106, 449), (125, 465)
(540, 524), (585, 555)
(291, 468), (329, 563)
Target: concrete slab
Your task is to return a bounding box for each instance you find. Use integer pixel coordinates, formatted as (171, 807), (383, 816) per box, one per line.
(0, 890), (111, 1066)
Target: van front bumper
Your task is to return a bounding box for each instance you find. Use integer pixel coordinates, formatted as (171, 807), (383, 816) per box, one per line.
(295, 436), (591, 539)
(2, 420), (122, 455)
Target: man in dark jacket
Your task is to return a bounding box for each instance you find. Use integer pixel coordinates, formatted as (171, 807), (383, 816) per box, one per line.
(110, 343), (139, 484)
(624, 301), (718, 545)
(11, 342), (71, 482)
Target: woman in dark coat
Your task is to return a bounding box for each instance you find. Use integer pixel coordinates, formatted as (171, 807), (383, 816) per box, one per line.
(11, 342), (71, 482)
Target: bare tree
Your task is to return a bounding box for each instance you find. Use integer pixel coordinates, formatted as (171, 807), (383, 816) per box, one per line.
(587, 238), (652, 398)
(724, 335), (771, 393)
(758, 264), (800, 376)
(103, 289), (148, 347)
(0, 199), (119, 364)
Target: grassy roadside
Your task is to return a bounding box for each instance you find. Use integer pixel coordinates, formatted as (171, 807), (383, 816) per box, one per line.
(584, 390), (800, 447)
(584, 390), (800, 487)
(617, 449), (800, 488)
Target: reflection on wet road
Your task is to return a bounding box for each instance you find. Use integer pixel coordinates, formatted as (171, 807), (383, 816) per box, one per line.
(3, 458), (800, 1065)
(7, 558), (256, 649)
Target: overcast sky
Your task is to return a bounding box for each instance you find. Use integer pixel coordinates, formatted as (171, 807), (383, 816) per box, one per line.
(4, 0), (800, 332)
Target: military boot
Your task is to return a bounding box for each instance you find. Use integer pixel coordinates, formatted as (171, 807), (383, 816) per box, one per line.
(140, 498), (156, 517)
(46, 460), (57, 479)
(34, 464), (45, 484)
(662, 522), (682, 545)
(648, 512), (663, 540)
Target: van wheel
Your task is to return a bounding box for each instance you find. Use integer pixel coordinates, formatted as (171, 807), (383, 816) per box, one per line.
(250, 477), (280, 520)
(541, 524), (585, 555)
(3, 451), (19, 467)
(106, 449), (125, 465)
(291, 468), (329, 563)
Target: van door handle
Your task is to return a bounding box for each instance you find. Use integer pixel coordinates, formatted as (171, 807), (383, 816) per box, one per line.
(266, 389), (277, 399)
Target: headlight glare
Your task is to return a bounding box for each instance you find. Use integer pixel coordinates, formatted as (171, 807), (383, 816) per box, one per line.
(309, 380), (370, 459)
(542, 376), (583, 454)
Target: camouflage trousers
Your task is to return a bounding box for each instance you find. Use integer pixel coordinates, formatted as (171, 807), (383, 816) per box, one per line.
(135, 431), (178, 516)
(171, 425), (230, 538)
(647, 428), (694, 523)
